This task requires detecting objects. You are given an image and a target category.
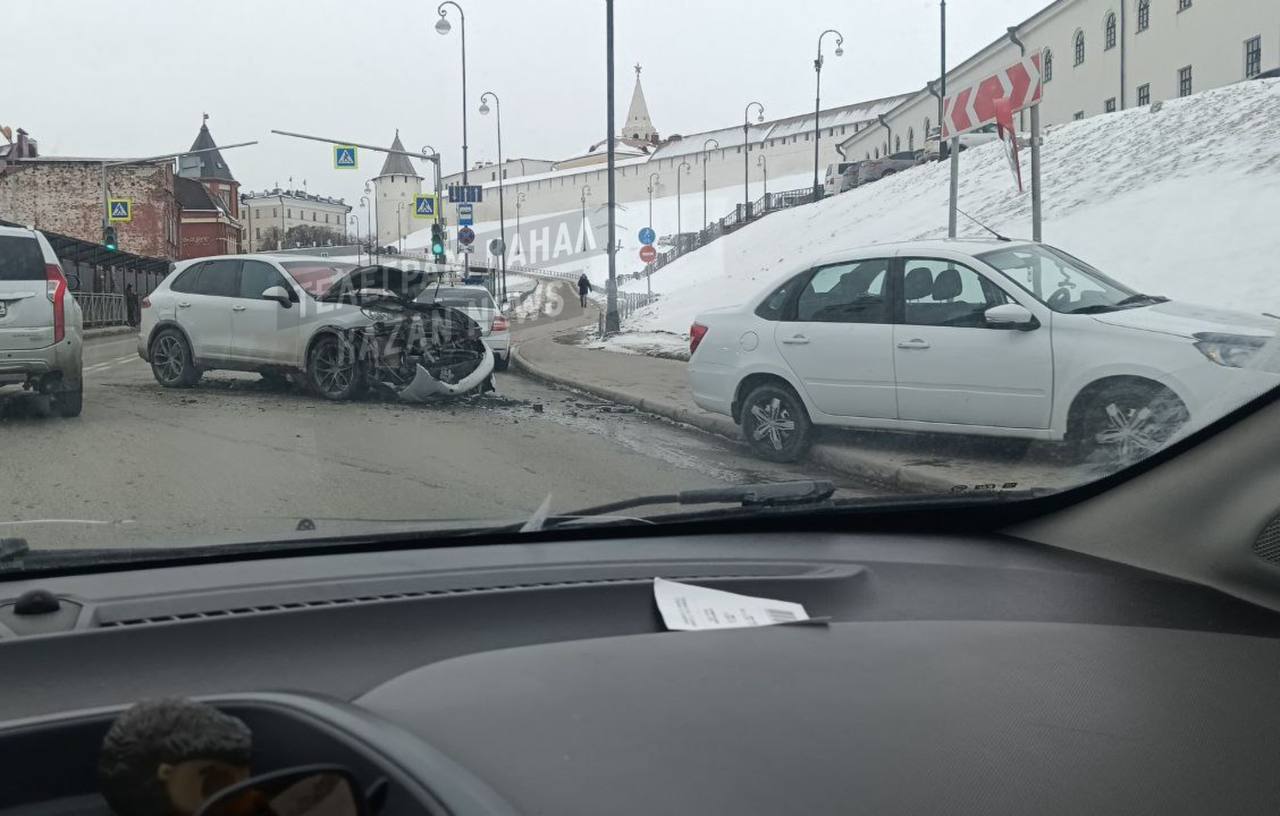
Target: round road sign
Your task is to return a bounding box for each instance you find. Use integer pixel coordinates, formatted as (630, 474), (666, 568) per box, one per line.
(488, 238), (506, 255)
(638, 226), (656, 245)
(639, 244), (657, 263)
(458, 226), (476, 246)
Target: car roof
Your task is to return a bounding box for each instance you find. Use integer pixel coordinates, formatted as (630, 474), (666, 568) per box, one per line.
(0, 225), (37, 239)
(810, 237), (1034, 266)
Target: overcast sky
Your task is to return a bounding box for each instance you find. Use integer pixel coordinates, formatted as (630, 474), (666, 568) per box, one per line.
(7, 0), (1047, 209)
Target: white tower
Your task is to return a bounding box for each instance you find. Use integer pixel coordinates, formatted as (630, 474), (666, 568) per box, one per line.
(371, 130), (422, 248)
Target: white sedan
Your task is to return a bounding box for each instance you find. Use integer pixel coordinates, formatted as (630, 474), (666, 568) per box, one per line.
(420, 285), (511, 370)
(688, 239), (1280, 464)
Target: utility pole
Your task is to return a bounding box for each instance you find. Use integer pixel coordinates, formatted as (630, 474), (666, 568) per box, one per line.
(743, 102), (764, 221)
(939, 0), (948, 162)
(604, 0), (619, 335)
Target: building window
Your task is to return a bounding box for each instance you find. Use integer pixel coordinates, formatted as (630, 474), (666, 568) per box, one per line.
(908, 127), (915, 151)
(324, 213), (329, 224)
(491, 172), (496, 181)
(865, 152), (871, 160)
(894, 135), (901, 152)
(1073, 110), (1085, 121)
(1074, 31), (1085, 66)
(923, 117), (931, 138)
(287, 209), (292, 218)
(1043, 49), (1053, 81)
(1137, 83), (1151, 105)
(1137, 0), (1150, 31)
(1177, 0), (1191, 11)
(804, 132), (809, 141)
(1104, 97), (1117, 112)
(874, 147), (880, 158)
(1178, 64), (1192, 97)
(255, 227), (261, 239)
(272, 208), (277, 218)
(1245, 36), (1262, 78)
(1104, 13), (1116, 50)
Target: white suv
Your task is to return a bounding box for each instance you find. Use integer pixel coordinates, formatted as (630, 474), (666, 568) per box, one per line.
(0, 226), (83, 417)
(689, 239), (1280, 464)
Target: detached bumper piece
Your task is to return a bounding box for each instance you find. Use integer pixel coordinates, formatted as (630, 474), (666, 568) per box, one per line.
(390, 344), (495, 402)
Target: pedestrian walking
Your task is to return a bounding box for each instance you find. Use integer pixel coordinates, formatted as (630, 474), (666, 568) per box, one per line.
(577, 273), (591, 308)
(124, 283), (139, 327)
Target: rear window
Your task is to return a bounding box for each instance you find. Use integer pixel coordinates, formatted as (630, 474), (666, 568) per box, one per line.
(0, 235), (45, 281)
(427, 288), (495, 309)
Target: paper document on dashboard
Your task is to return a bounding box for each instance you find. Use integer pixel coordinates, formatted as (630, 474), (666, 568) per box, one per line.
(653, 577), (810, 631)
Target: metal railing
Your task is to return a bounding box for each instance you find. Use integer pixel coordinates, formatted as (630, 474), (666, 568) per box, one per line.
(74, 293), (128, 328)
(598, 290), (659, 335)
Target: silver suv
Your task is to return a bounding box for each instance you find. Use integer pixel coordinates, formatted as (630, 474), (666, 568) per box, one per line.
(0, 226), (84, 417)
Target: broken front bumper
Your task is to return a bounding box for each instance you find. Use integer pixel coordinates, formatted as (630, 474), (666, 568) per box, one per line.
(395, 344), (495, 402)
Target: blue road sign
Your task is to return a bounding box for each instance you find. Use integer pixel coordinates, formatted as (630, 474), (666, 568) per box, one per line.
(457, 226), (476, 246)
(447, 184), (484, 204)
(457, 203), (474, 226)
(333, 145), (358, 169)
(638, 226), (656, 245)
(413, 195), (437, 218)
(108, 199), (132, 223)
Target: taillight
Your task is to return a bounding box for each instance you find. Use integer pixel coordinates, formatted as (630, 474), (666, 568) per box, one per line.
(690, 322), (709, 355)
(491, 315), (509, 333)
(45, 264), (67, 343)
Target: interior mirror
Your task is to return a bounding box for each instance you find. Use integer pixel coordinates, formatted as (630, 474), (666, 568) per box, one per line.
(985, 303), (1038, 331)
(261, 285), (293, 308)
(195, 766), (365, 816)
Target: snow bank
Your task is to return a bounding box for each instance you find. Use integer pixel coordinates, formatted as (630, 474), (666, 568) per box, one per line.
(615, 79), (1280, 349)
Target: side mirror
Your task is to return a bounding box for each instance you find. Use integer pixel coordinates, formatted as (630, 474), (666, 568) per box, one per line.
(985, 303), (1039, 331)
(195, 766), (366, 816)
(66, 273), (82, 290)
(262, 285), (293, 308)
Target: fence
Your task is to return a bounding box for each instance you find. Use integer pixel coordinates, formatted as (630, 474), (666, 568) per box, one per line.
(597, 291), (660, 335)
(74, 293), (128, 328)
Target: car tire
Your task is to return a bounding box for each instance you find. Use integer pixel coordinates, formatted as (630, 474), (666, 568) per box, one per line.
(51, 375), (83, 418)
(740, 383), (813, 463)
(307, 333), (363, 401)
(149, 329), (201, 388)
(493, 353), (510, 372)
(1068, 380), (1189, 467)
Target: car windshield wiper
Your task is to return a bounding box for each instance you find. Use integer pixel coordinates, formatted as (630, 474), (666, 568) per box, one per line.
(1115, 293), (1168, 306)
(512, 480), (837, 533)
(1069, 293), (1167, 314)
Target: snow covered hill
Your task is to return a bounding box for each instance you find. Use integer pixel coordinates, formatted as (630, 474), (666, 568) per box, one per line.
(610, 79), (1280, 356)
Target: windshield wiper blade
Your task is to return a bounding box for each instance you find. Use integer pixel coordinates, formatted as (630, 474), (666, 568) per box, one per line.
(1115, 293), (1168, 306)
(516, 480), (837, 533)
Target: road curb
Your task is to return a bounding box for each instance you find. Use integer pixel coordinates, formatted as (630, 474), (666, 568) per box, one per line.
(510, 339), (954, 493)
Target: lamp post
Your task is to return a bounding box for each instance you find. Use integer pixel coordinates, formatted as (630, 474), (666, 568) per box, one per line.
(479, 91), (507, 302)
(701, 137), (719, 235)
(436, 1), (469, 276)
(676, 161), (691, 249)
(360, 192), (373, 263)
(743, 102), (764, 221)
(420, 144), (442, 223)
(242, 195), (252, 253)
(813, 28), (845, 201)
(579, 185), (591, 253)
(647, 172), (661, 233)
(757, 154), (768, 211)
(515, 191), (526, 261)
(396, 201), (406, 253)
(348, 214), (361, 263)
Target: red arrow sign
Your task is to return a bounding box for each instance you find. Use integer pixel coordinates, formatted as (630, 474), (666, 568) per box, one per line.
(943, 53), (1042, 139)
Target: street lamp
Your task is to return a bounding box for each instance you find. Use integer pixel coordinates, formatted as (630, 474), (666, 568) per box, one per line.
(515, 191), (526, 259)
(757, 154), (768, 210)
(647, 171), (661, 234)
(813, 28), (845, 201)
(743, 102), (765, 220)
(579, 184), (591, 253)
(348, 214), (361, 263)
(360, 192), (373, 262)
(420, 144), (442, 218)
(701, 137), (720, 234)
(479, 90), (507, 302)
(436, 1), (468, 275)
(676, 161), (691, 247)
(396, 201), (406, 253)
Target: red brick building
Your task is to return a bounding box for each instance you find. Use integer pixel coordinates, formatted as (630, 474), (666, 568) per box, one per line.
(175, 119), (242, 259)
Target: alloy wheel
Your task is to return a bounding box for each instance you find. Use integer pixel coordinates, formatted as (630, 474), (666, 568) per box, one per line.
(750, 397), (796, 452)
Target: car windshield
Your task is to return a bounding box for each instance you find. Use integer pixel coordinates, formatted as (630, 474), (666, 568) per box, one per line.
(1, 1), (1277, 560)
(978, 244), (1138, 313)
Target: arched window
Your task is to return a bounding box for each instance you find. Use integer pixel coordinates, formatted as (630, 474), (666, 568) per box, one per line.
(1137, 0), (1150, 31)
(874, 147), (880, 159)
(1074, 30), (1085, 65)
(865, 151), (871, 160)
(924, 117), (931, 138)
(908, 127), (915, 151)
(894, 135), (901, 153)
(1043, 49), (1054, 81)
(1104, 12), (1116, 50)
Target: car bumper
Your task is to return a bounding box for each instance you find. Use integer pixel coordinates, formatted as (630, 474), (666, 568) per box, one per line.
(0, 340), (79, 387)
(483, 332), (511, 357)
(688, 358), (736, 417)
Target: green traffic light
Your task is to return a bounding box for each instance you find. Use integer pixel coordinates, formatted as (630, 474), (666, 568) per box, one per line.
(432, 242), (444, 255)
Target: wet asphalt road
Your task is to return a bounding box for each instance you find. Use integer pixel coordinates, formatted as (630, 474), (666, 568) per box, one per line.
(0, 300), (877, 550)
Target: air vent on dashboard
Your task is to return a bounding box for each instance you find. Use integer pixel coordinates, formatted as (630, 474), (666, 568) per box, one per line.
(1253, 515), (1280, 564)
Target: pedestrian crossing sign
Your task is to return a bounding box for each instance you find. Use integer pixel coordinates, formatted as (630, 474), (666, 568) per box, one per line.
(108, 199), (132, 223)
(333, 145), (358, 169)
(413, 194), (439, 219)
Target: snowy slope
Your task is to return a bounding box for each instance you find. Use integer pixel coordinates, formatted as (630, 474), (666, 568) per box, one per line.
(611, 79), (1280, 353)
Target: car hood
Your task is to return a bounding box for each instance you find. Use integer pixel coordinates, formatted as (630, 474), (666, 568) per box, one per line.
(318, 264), (432, 303)
(1090, 301), (1278, 339)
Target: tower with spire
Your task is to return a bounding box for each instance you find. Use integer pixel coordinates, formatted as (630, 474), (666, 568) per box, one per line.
(371, 129), (422, 248)
(622, 63), (659, 145)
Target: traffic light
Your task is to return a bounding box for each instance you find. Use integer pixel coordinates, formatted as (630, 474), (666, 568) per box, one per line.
(430, 223), (446, 259)
(103, 226), (118, 251)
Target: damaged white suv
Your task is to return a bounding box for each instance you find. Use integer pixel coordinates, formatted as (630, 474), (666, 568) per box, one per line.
(138, 256), (493, 401)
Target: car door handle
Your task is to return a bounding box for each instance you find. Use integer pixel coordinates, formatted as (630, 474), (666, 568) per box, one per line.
(781, 335), (810, 345)
(232, 305), (247, 312)
(897, 339), (931, 350)
(177, 302), (192, 309)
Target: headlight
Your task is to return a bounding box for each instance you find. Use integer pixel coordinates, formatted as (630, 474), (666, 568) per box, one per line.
(1193, 332), (1268, 368)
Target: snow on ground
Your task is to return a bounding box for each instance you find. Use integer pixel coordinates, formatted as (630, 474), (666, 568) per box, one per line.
(606, 79), (1280, 356)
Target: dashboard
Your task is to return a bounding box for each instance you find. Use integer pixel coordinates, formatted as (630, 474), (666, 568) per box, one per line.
(1, 529), (1279, 815)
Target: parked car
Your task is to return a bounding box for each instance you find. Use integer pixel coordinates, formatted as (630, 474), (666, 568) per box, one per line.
(823, 161), (860, 196)
(0, 226), (83, 417)
(856, 151), (922, 185)
(422, 285), (510, 370)
(688, 239), (1280, 464)
(137, 255), (494, 401)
